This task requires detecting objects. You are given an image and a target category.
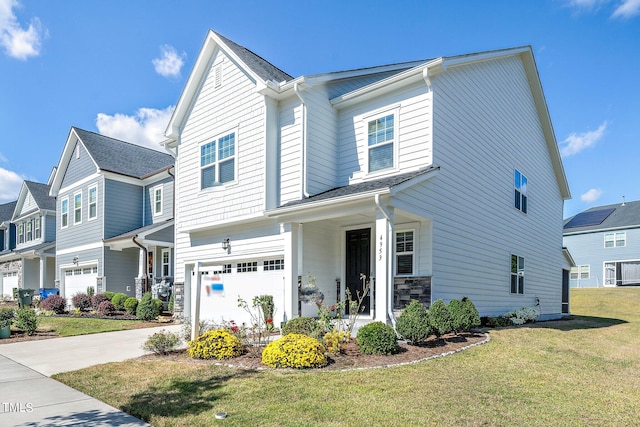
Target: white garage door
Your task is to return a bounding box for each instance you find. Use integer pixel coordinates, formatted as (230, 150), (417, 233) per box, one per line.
(2, 272), (19, 298)
(63, 266), (98, 301)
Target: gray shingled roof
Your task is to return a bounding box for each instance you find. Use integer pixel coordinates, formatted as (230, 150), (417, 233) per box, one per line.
(0, 201), (16, 223)
(24, 181), (56, 211)
(280, 166), (439, 208)
(73, 128), (174, 179)
(103, 219), (174, 243)
(563, 200), (640, 233)
(214, 31), (293, 83)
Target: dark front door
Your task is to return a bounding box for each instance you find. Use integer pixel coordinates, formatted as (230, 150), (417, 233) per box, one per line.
(562, 269), (570, 314)
(345, 228), (371, 315)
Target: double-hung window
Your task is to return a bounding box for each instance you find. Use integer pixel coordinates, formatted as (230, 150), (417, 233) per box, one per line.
(201, 132), (236, 189)
(88, 186), (97, 220)
(514, 170), (528, 213)
(18, 224), (24, 244)
(61, 198), (69, 228)
(604, 232), (625, 248)
(570, 265), (590, 280)
(35, 217), (41, 239)
(74, 192), (82, 225)
(153, 186), (163, 216)
(367, 113), (395, 173)
(26, 221), (32, 241)
(510, 254), (525, 294)
(161, 249), (170, 276)
(396, 231), (414, 275)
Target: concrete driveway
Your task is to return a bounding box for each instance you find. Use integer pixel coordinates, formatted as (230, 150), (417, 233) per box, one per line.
(0, 324), (182, 426)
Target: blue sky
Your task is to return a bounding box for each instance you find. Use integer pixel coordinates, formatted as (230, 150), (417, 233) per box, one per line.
(0, 0), (638, 218)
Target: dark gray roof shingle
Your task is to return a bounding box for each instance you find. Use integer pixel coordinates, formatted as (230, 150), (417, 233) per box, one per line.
(280, 167), (439, 208)
(214, 31), (293, 83)
(73, 128), (174, 179)
(563, 200), (640, 233)
(24, 181), (56, 211)
(0, 201), (16, 223)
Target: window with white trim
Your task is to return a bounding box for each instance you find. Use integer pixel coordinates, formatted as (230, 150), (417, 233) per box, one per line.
(153, 186), (163, 216)
(201, 132), (236, 189)
(263, 259), (284, 271)
(74, 192), (82, 225)
(604, 232), (625, 248)
(88, 185), (97, 220)
(514, 170), (528, 213)
(237, 262), (257, 273)
(26, 221), (32, 241)
(367, 113), (395, 173)
(61, 197), (69, 228)
(18, 224), (24, 244)
(510, 254), (525, 294)
(570, 265), (590, 280)
(35, 217), (41, 239)
(395, 231), (414, 275)
(161, 249), (170, 276)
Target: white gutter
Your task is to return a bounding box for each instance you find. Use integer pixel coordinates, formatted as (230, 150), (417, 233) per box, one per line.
(293, 82), (310, 198)
(374, 194), (396, 329)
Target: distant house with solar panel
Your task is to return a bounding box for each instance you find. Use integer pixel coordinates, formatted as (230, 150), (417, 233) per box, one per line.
(563, 199), (640, 287)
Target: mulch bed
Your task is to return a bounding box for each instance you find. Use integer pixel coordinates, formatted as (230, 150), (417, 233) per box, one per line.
(142, 332), (489, 371)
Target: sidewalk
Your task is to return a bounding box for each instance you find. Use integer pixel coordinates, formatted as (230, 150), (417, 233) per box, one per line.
(0, 324), (182, 426)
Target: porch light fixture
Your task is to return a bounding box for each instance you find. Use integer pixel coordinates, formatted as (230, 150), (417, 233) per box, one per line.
(72, 256), (79, 265)
(222, 238), (230, 250)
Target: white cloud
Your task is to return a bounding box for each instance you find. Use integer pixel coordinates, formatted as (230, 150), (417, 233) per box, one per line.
(152, 45), (185, 78)
(0, 166), (23, 203)
(581, 188), (603, 203)
(0, 0), (45, 60)
(96, 106), (175, 151)
(560, 121), (608, 157)
(612, 0), (640, 18)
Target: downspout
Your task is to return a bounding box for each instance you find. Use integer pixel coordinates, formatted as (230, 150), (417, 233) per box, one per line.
(293, 82), (310, 198)
(132, 236), (149, 293)
(374, 194), (396, 328)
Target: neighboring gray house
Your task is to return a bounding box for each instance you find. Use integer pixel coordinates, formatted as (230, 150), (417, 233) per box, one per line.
(0, 179), (56, 298)
(163, 30), (571, 330)
(563, 199), (640, 288)
(49, 127), (175, 303)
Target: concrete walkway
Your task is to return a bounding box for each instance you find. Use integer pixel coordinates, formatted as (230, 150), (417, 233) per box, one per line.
(0, 324), (182, 426)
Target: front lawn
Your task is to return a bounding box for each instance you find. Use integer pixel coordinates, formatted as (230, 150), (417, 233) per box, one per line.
(54, 288), (640, 426)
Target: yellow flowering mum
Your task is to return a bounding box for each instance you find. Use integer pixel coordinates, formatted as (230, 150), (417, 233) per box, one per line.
(262, 333), (327, 369)
(188, 329), (243, 360)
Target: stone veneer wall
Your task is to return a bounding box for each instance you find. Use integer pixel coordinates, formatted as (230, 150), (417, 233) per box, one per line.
(172, 282), (184, 319)
(393, 276), (432, 310)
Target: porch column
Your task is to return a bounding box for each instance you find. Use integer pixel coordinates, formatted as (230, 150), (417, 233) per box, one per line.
(39, 256), (45, 290)
(137, 247), (145, 278)
(375, 207), (394, 323)
(282, 222), (300, 322)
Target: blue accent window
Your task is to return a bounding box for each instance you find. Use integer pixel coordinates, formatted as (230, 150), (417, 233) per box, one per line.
(201, 133), (235, 188)
(368, 114), (394, 172)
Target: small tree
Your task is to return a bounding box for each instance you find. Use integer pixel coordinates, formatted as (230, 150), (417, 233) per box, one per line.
(137, 292), (159, 321)
(429, 299), (454, 337)
(395, 300), (432, 344)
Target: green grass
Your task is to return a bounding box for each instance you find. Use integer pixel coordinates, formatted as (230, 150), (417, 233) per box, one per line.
(37, 316), (158, 337)
(54, 288), (640, 426)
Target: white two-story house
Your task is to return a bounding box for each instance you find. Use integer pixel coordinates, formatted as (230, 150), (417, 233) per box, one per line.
(163, 30), (571, 328)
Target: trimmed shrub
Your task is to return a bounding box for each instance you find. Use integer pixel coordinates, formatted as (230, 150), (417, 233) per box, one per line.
(504, 306), (539, 325)
(97, 300), (116, 316)
(103, 291), (116, 301)
(111, 293), (128, 311)
(136, 292), (159, 321)
(143, 329), (181, 355)
(262, 333), (327, 368)
(281, 316), (318, 336)
(40, 294), (67, 314)
(356, 321), (399, 355)
(0, 307), (15, 328)
(429, 299), (454, 337)
(188, 329), (243, 360)
(72, 293), (92, 311)
(124, 297), (139, 315)
(449, 297), (481, 333)
(153, 298), (164, 314)
(395, 300), (432, 344)
(91, 293), (110, 310)
(14, 308), (38, 335)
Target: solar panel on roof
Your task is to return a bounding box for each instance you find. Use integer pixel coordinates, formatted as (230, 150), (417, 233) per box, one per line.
(564, 207), (615, 229)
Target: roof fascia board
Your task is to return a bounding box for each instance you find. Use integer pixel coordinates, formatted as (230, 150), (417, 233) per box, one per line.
(11, 182), (28, 221)
(165, 30), (266, 144)
(563, 224), (640, 236)
(102, 171), (144, 187)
